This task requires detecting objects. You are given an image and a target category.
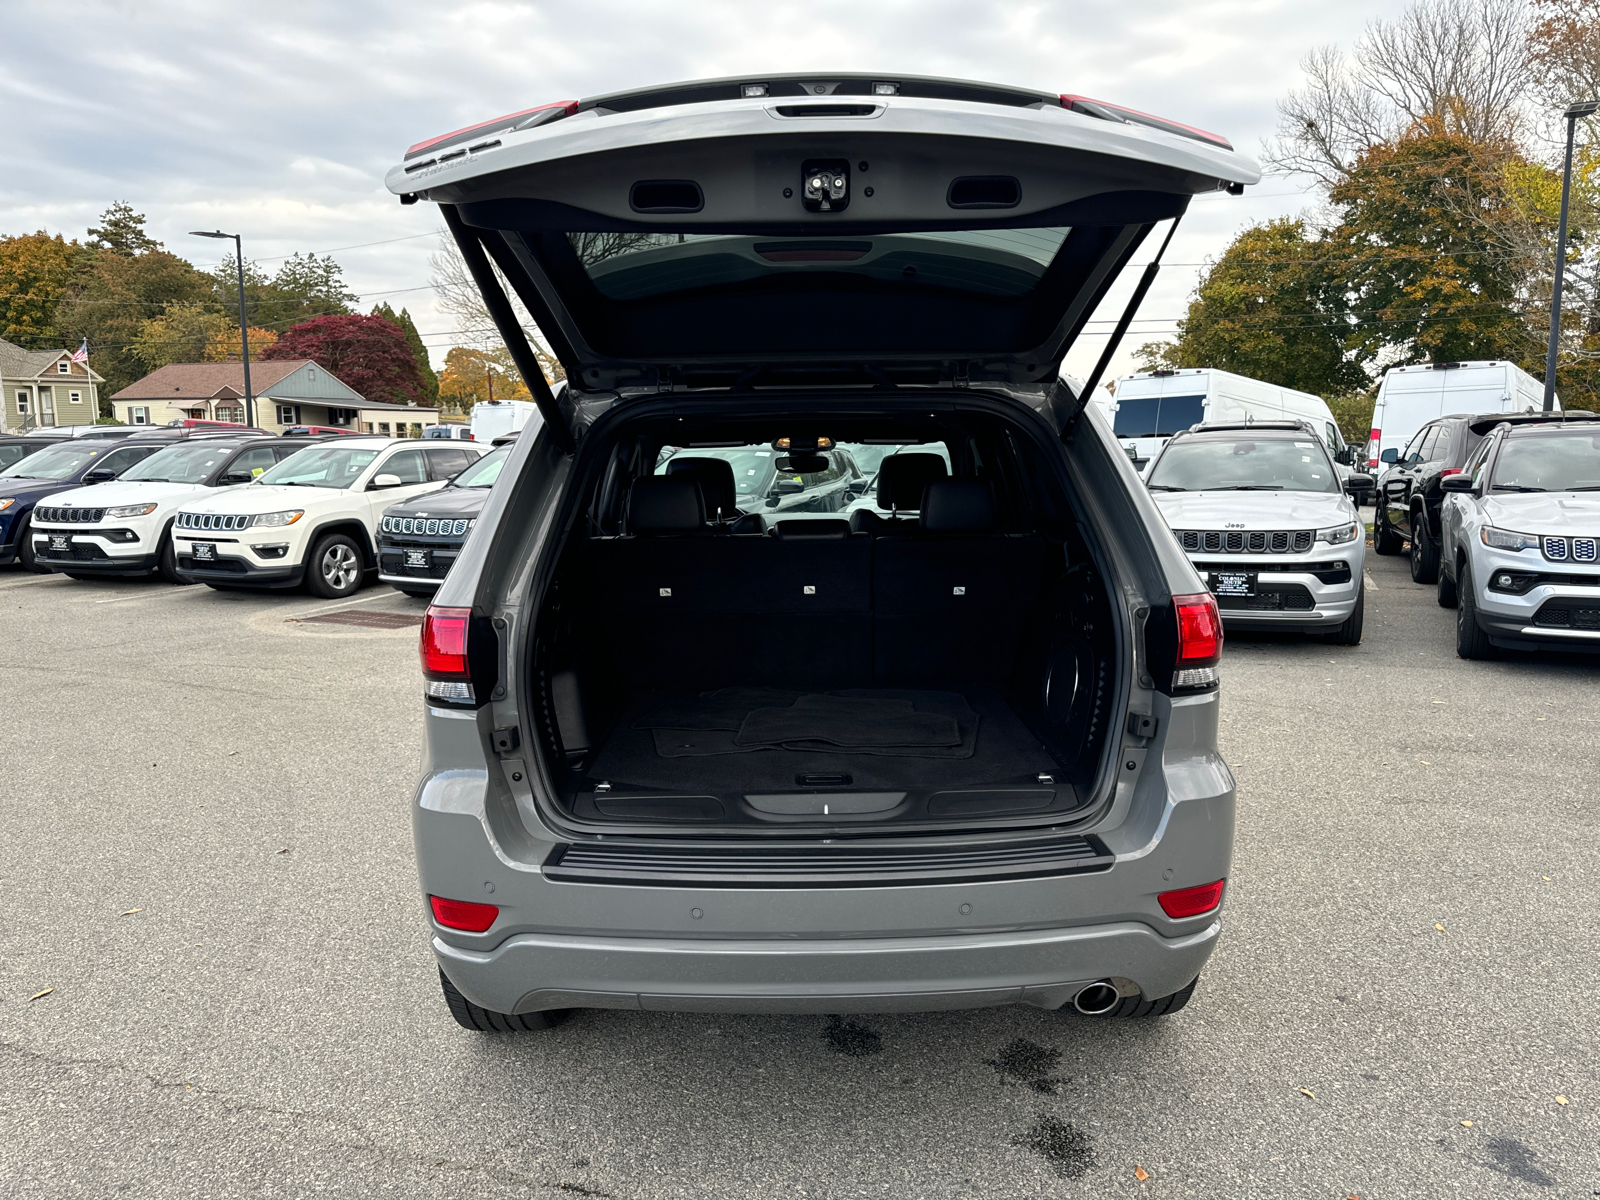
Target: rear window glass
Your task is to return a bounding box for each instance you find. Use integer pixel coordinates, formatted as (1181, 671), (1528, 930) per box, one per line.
(569, 229), (1072, 301)
(1114, 394), (1205, 439)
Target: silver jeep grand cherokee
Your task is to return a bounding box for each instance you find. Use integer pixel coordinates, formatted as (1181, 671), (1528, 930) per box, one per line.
(392, 74), (1257, 1030)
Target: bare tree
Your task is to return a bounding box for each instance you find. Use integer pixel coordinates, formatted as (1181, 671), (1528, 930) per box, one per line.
(428, 233), (565, 382)
(1267, 0), (1530, 185)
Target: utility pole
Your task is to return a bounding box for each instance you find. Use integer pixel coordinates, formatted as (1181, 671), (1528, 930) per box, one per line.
(190, 230), (255, 427)
(1544, 101), (1597, 411)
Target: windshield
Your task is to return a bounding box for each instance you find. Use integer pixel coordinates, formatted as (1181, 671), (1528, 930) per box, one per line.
(0, 443), (103, 480)
(1491, 433), (1600, 492)
(1113, 394), (1206, 439)
(1147, 437), (1337, 493)
(255, 445), (379, 488)
(569, 229), (1073, 302)
(121, 443), (233, 484)
(452, 448), (508, 488)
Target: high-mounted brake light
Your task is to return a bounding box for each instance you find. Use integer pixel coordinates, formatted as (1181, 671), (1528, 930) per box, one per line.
(1158, 878), (1225, 918)
(405, 100), (578, 159)
(1172, 591), (1222, 689)
(429, 895), (499, 932)
(1060, 95), (1233, 150)
(420, 605), (474, 703)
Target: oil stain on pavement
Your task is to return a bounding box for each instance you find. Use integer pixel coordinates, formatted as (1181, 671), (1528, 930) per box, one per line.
(822, 1015), (882, 1057)
(985, 1038), (1066, 1094)
(1011, 1113), (1096, 1178)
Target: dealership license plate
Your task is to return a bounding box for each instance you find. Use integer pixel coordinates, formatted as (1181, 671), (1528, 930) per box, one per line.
(1210, 570), (1256, 597)
(192, 542), (216, 562)
(49, 534), (70, 552)
(404, 549), (431, 570)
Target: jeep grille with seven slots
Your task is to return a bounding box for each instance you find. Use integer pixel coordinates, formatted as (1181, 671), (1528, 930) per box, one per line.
(176, 512), (252, 531)
(1174, 529), (1314, 553)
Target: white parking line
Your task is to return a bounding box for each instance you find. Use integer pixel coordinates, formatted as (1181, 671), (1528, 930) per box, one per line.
(292, 591), (410, 620)
(1364, 570), (1378, 592)
(0, 574), (69, 591)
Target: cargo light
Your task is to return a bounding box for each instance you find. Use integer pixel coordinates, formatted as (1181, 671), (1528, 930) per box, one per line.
(429, 895), (499, 932)
(1172, 591), (1222, 689)
(421, 605), (474, 703)
(1159, 879), (1225, 918)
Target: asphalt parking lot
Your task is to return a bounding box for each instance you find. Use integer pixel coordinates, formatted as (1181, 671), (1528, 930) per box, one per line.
(3, 538), (1597, 1199)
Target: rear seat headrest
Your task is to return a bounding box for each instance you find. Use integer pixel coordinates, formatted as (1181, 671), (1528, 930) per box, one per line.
(921, 478), (996, 534)
(628, 476), (704, 534)
(773, 518), (851, 539)
(874, 453), (948, 511)
(665, 456), (740, 519)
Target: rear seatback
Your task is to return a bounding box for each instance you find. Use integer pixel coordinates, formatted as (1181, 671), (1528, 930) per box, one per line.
(872, 479), (1048, 684)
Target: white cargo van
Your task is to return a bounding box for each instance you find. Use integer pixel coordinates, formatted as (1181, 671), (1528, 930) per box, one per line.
(1366, 361), (1555, 469)
(469, 399), (544, 443)
(1110, 368), (1354, 472)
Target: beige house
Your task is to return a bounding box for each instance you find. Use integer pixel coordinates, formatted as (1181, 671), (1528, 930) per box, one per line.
(109, 360), (440, 436)
(0, 338), (102, 432)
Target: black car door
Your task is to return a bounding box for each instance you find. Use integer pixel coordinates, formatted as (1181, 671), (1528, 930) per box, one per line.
(1385, 426), (1431, 537)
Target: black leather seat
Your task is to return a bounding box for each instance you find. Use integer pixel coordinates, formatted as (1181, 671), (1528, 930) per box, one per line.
(872, 478), (1047, 684)
(849, 452), (948, 535)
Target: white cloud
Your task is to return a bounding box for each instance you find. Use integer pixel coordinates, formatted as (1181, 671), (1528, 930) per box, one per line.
(6, 0), (1398, 370)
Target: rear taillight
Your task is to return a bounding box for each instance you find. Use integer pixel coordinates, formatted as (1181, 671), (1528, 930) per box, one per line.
(429, 895), (499, 932)
(1366, 428), (1381, 469)
(1172, 591), (1222, 689)
(420, 605), (475, 703)
(1158, 878), (1225, 918)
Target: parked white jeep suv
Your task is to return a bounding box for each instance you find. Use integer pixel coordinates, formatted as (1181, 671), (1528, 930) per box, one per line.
(1145, 421), (1368, 643)
(172, 437), (484, 596)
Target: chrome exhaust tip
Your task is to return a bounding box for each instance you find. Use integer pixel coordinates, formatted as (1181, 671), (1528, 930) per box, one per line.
(1072, 980), (1121, 1015)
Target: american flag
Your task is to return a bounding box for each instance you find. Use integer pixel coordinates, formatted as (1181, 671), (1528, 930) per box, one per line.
(70, 339), (88, 364)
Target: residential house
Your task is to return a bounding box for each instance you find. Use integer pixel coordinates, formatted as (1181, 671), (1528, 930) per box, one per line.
(0, 337), (102, 432)
(109, 360), (440, 436)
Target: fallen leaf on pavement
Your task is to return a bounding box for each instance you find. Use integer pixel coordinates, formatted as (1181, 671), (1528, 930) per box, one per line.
(276, 848), (290, 855)
(1461, 1120), (1473, 1127)
(1299, 1087), (1315, 1099)
(1555, 1096), (1568, 1105)
(28, 988), (52, 1001)
(1134, 1165), (1149, 1181)
(1435, 924), (1447, 932)
(121, 907), (142, 916)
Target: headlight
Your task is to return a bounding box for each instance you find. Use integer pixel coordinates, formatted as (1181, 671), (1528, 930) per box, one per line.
(250, 510), (304, 528)
(1316, 521), (1360, 545)
(106, 503), (159, 518)
(0, 498), (13, 511)
(1480, 526), (1538, 552)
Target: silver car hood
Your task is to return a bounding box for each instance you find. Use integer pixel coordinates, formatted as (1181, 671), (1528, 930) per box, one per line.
(1152, 490), (1352, 531)
(1482, 493), (1600, 534)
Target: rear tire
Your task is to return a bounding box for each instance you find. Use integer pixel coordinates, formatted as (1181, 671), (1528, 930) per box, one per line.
(16, 517), (46, 573)
(1437, 562), (1458, 608)
(156, 531), (193, 585)
(1324, 586), (1365, 645)
(1373, 506), (1403, 555)
(305, 533), (364, 599)
(1455, 562), (1497, 660)
(439, 969), (565, 1032)
(1409, 511), (1440, 584)
(1082, 975), (1199, 1019)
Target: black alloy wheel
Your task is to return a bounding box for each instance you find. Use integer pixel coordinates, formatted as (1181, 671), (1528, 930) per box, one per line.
(1373, 505), (1403, 555)
(1409, 510), (1440, 584)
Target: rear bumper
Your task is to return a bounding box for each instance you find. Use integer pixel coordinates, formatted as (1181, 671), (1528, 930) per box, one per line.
(434, 917), (1220, 1016)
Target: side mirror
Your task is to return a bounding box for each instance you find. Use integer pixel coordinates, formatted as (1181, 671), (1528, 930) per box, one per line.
(220, 471), (252, 485)
(1379, 448), (1400, 464)
(773, 478), (804, 496)
(369, 473), (404, 489)
(1441, 474), (1477, 493)
(82, 468), (116, 484)
(1334, 446), (1353, 465)
(1343, 477), (1371, 496)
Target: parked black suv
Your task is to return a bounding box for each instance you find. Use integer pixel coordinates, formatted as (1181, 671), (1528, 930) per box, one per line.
(378, 446), (508, 596)
(1373, 413), (1487, 584)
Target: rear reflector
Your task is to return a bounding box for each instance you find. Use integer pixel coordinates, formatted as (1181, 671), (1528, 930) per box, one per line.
(429, 895), (499, 932)
(1158, 878), (1225, 918)
(420, 605), (473, 702)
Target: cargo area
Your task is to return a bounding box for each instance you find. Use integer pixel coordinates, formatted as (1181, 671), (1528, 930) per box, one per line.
(525, 401), (1123, 832)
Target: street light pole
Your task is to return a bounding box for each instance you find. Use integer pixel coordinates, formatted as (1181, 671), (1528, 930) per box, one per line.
(1543, 102), (1597, 412)
(190, 230), (255, 428)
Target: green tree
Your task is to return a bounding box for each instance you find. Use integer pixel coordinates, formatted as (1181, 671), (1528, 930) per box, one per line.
(372, 302), (437, 400)
(208, 252), (356, 333)
(0, 231), (79, 345)
(131, 301), (231, 370)
(85, 202), (161, 256)
(1135, 218), (1366, 397)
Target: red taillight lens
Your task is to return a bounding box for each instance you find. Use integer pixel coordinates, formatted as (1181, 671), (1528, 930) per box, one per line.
(1174, 592), (1223, 664)
(1440, 467), (1462, 477)
(1367, 428), (1381, 468)
(421, 606), (471, 677)
(1158, 878), (1225, 918)
(429, 895), (499, 932)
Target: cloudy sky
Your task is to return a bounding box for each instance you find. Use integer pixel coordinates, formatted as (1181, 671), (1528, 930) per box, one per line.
(5, 0), (1402, 378)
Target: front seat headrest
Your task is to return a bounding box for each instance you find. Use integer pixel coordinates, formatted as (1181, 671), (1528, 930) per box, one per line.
(874, 452), (948, 511)
(665, 456), (740, 520)
(921, 478), (995, 533)
(628, 476), (704, 534)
